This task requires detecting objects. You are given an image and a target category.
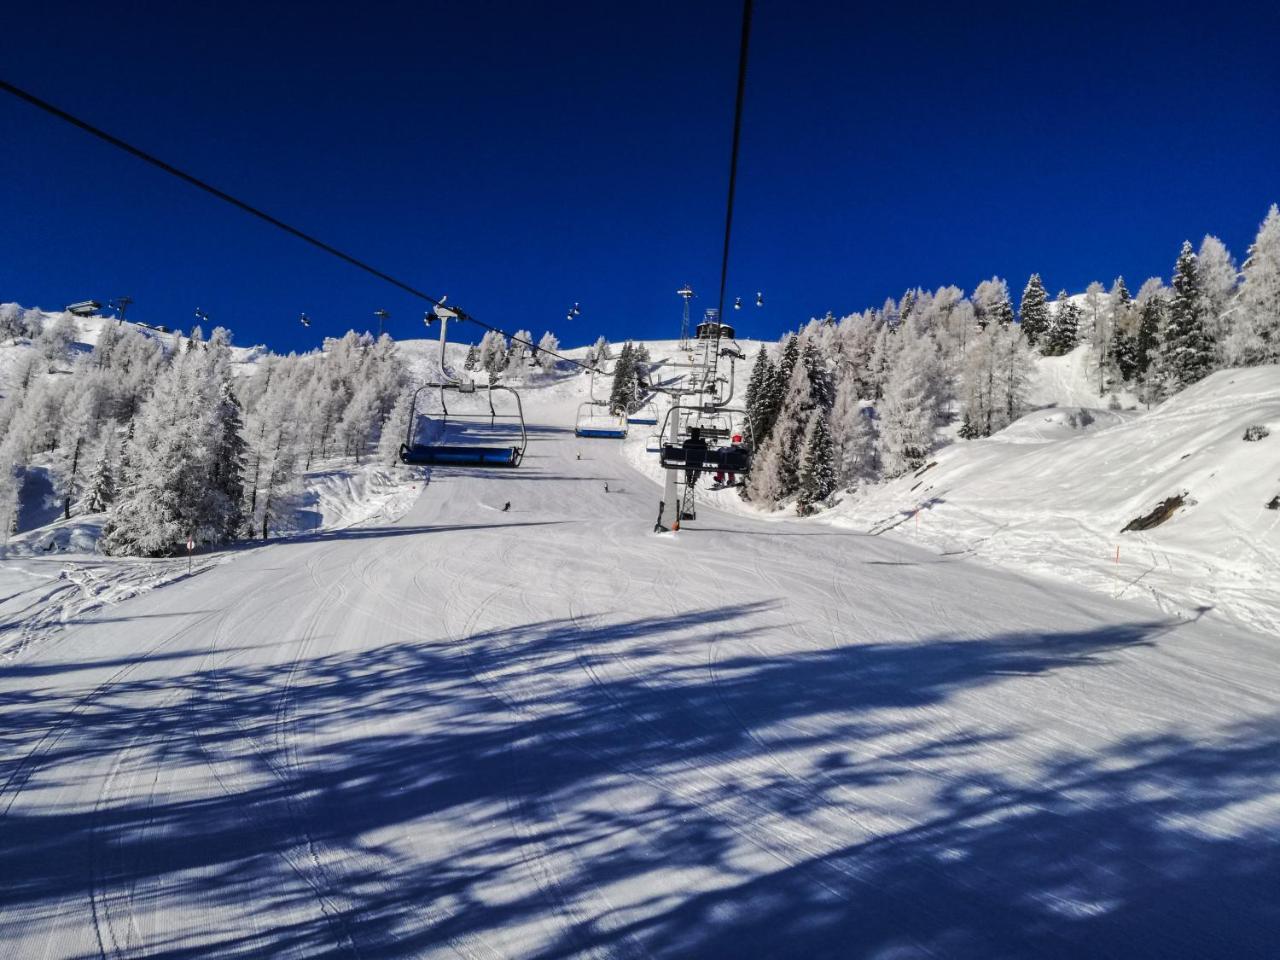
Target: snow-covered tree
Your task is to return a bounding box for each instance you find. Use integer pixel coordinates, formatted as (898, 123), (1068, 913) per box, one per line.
(974, 277), (1015, 330)
(1225, 204), (1280, 366)
(463, 342), (479, 372)
(801, 338), (836, 411)
(1197, 235), (1238, 362)
(1042, 291), (1081, 356)
(336, 380), (382, 462)
(746, 355), (813, 503)
(38, 312), (78, 369)
(77, 425), (119, 514)
(608, 342), (639, 414)
(536, 331), (560, 372)
(796, 409), (837, 513)
(506, 330), (534, 376)
(378, 390), (414, 466)
(1161, 240), (1214, 390)
(478, 330), (509, 376)
(878, 327), (943, 476)
(830, 380), (878, 486)
(101, 344), (245, 555)
(1019, 274), (1049, 346)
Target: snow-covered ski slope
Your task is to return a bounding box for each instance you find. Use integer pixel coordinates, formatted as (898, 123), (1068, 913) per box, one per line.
(2, 363), (1278, 959)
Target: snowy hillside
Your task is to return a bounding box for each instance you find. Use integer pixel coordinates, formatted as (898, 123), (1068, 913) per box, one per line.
(832, 366), (1280, 634)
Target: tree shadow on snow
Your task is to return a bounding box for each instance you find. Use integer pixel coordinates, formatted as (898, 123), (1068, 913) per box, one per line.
(0, 604), (1276, 958)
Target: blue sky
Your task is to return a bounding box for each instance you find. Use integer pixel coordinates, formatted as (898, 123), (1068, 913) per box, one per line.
(2, 1), (1278, 352)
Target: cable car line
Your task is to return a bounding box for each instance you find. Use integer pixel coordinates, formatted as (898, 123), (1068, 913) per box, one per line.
(0, 77), (597, 374)
(714, 0), (753, 324)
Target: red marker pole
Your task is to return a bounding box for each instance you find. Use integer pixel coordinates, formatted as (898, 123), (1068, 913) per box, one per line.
(187, 535), (194, 575)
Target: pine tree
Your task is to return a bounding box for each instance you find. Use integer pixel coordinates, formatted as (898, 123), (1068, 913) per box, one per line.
(1161, 240), (1214, 390)
(608, 342), (637, 414)
(1134, 280), (1164, 376)
(463, 342), (479, 371)
(210, 382), (247, 540)
(744, 348), (771, 443)
(1043, 291), (1080, 356)
(1019, 274), (1049, 346)
(777, 334), (801, 391)
(796, 409), (837, 513)
(801, 338), (835, 410)
(756, 355), (785, 443)
(78, 428), (118, 514)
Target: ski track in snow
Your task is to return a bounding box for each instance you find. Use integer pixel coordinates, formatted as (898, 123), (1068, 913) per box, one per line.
(1, 385), (1278, 959)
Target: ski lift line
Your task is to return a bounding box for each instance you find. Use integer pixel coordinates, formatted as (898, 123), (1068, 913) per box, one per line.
(714, 0), (753, 325)
(0, 78), (599, 375)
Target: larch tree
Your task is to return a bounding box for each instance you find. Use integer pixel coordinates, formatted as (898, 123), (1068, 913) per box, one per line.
(1226, 204), (1280, 366)
(1197, 235), (1238, 362)
(878, 327), (943, 476)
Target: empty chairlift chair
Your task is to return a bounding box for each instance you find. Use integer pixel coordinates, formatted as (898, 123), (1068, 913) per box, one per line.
(574, 400), (627, 439)
(400, 381), (528, 467)
(626, 400), (659, 426)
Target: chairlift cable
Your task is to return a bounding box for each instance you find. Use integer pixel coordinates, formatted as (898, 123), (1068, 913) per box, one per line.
(0, 78), (596, 373)
(714, 0), (753, 324)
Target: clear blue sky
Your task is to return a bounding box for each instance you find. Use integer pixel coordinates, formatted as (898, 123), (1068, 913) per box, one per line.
(2, 1), (1277, 353)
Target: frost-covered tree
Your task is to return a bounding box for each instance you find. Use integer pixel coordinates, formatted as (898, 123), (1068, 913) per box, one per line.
(38, 312), (78, 369)
(336, 380), (382, 462)
(506, 330), (534, 376)
(478, 330), (509, 376)
(1161, 240), (1214, 390)
(378, 390), (414, 466)
(830, 381), (878, 486)
(536, 331), (560, 372)
(1225, 204), (1280, 366)
(101, 344), (245, 555)
(878, 327), (943, 476)
(1197, 235), (1238, 361)
(463, 342), (479, 372)
(1019, 274), (1049, 346)
(867, 321), (900, 400)
(796, 409), (837, 513)
(77, 425), (119, 514)
(974, 277), (1015, 330)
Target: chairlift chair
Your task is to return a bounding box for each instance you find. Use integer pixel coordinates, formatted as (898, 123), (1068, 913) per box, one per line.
(574, 400), (627, 439)
(399, 303), (529, 467)
(400, 380), (528, 467)
(655, 403), (754, 474)
(626, 400), (659, 426)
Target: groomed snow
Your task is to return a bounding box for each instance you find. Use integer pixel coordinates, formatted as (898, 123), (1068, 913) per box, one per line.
(2, 354), (1277, 958)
